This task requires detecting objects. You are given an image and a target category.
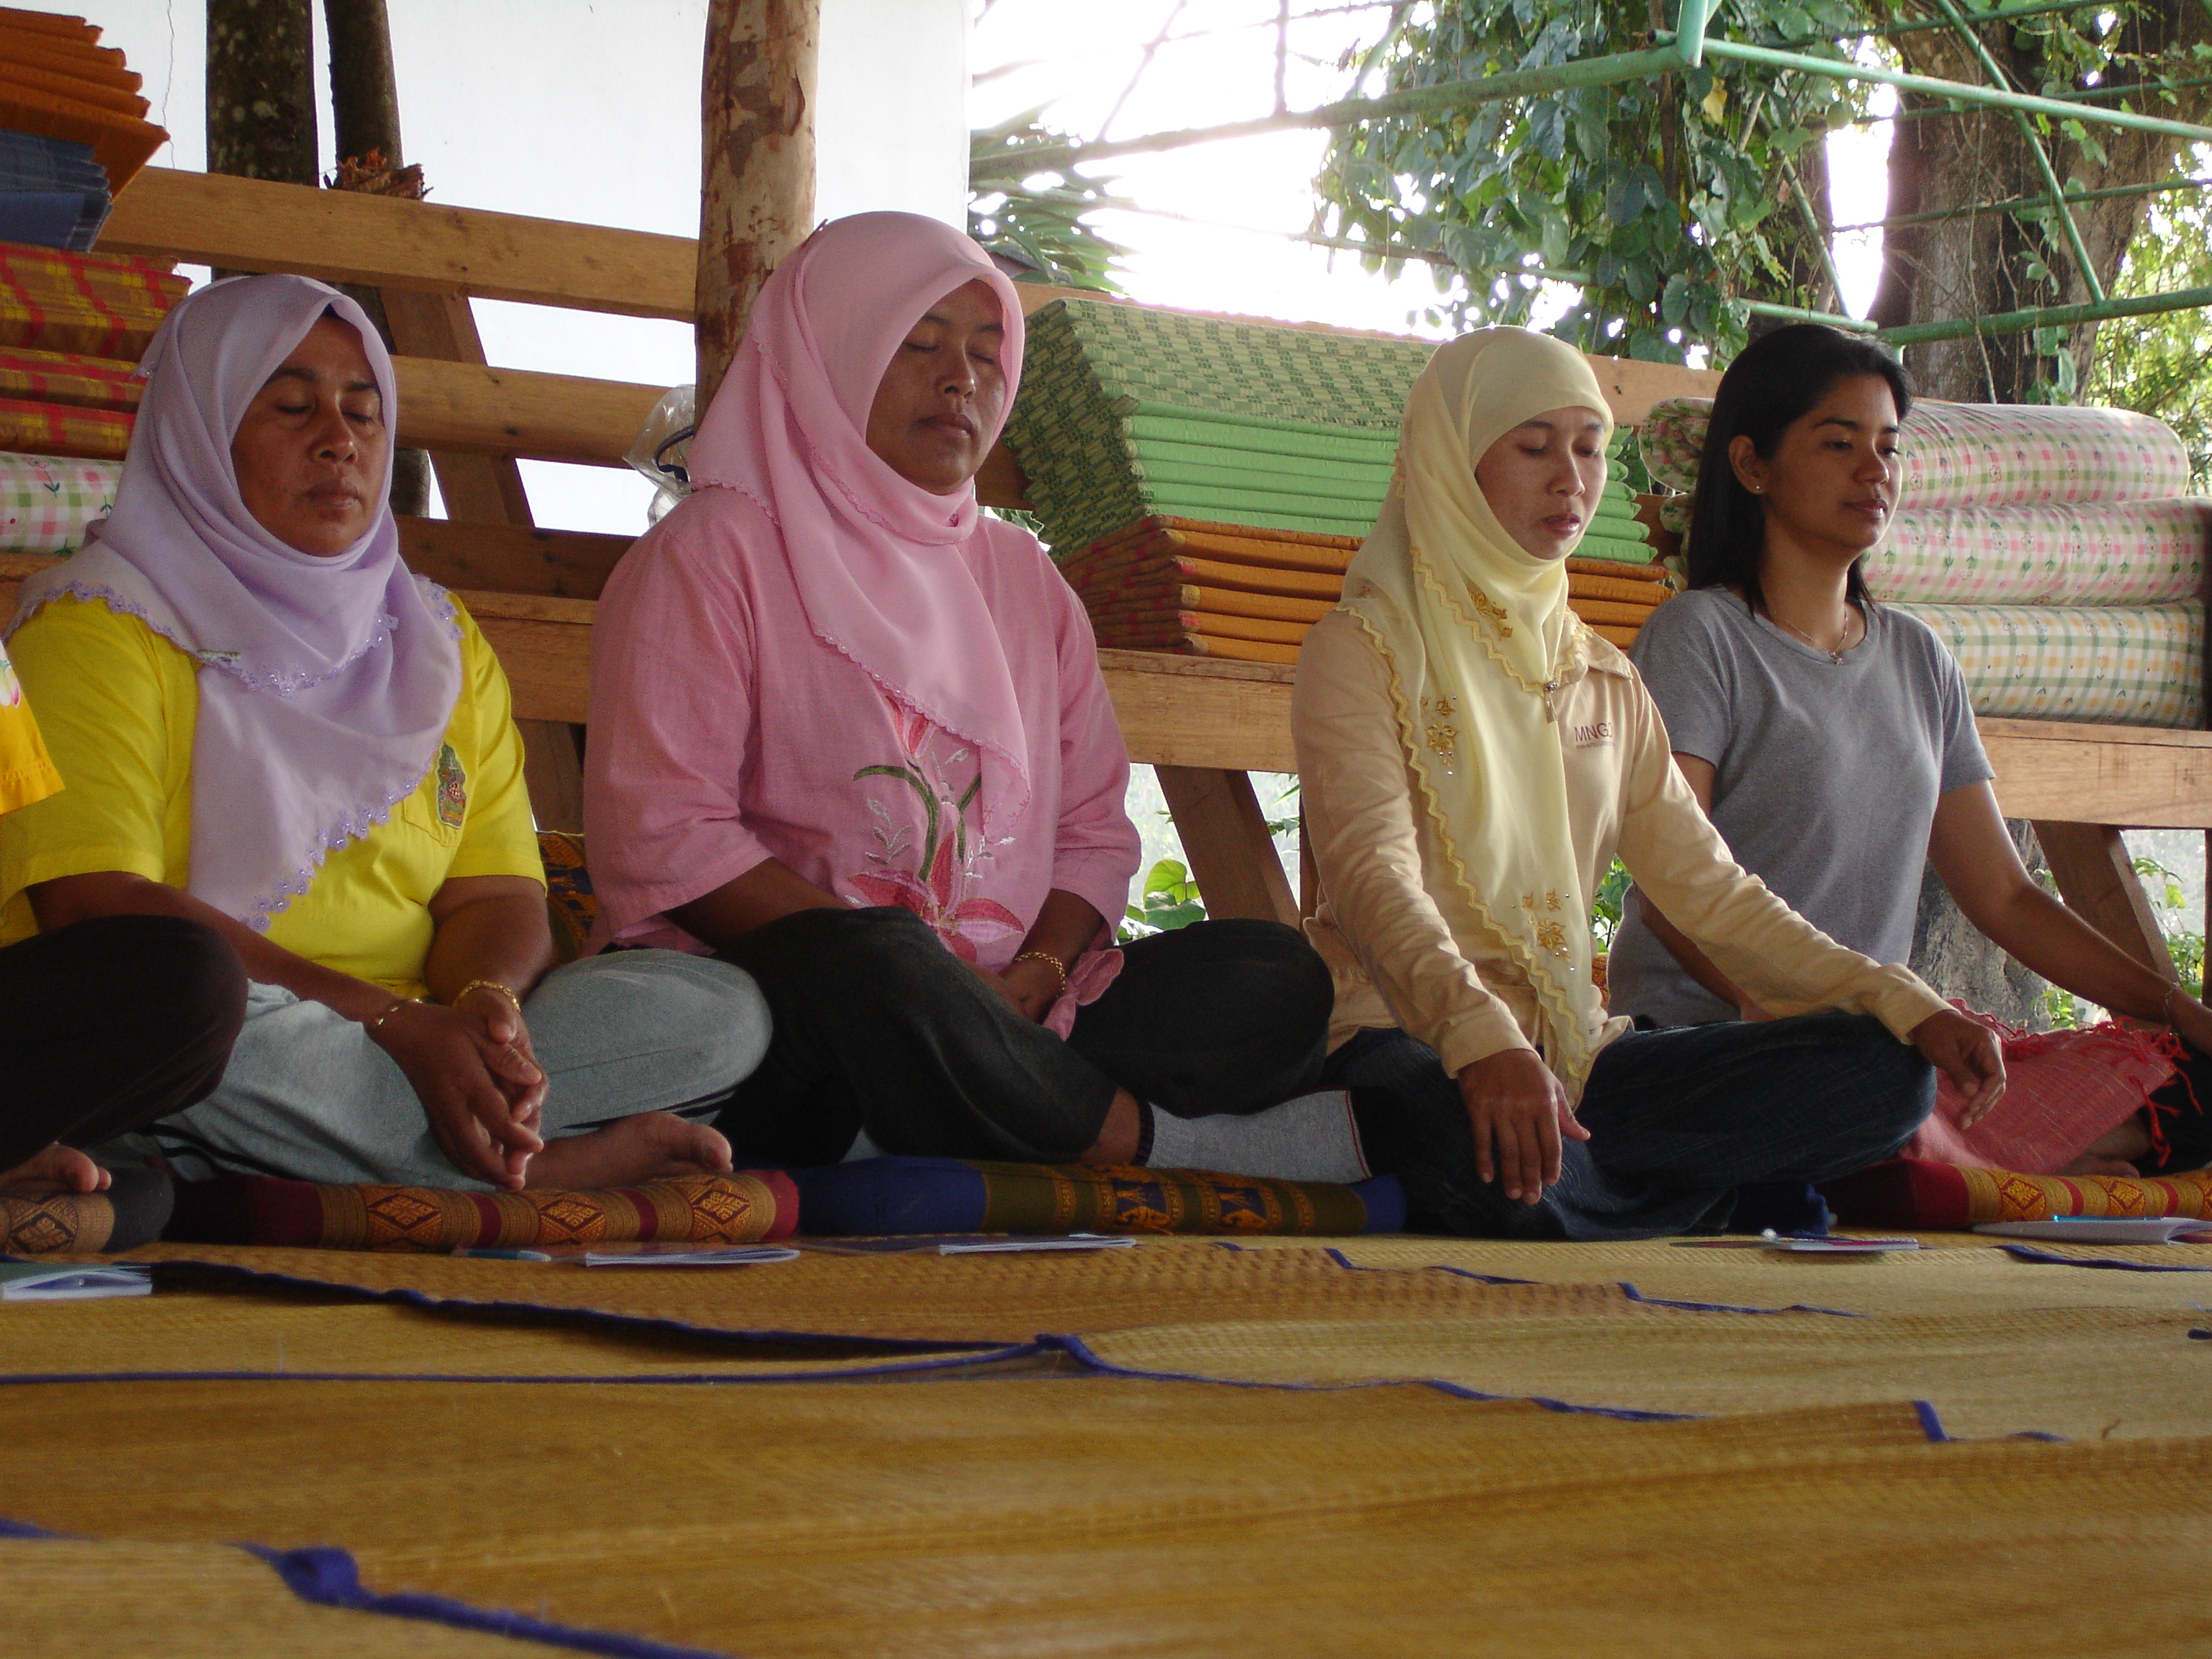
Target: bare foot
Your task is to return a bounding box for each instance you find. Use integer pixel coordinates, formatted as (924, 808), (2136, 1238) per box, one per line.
(521, 1113), (734, 1190)
(2058, 1115), (2154, 1178)
(0, 1143), (110, 1196)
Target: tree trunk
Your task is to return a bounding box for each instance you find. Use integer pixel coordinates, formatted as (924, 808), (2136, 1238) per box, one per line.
(696, 0), (819, 409)
(207, 0), (318, 187)
(1876, 5), (2212, 403)
(322, 0), (428, 517)
(1867, 6), (2212, 1012)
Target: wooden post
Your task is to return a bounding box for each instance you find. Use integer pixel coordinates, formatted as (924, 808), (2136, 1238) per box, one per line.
(323, 0), (431, 518)
(207, 0), (318, 189)
(2032, 819), (2177, 986)
(1156, 766), (1299, 927)
(696, 0), (819, 408)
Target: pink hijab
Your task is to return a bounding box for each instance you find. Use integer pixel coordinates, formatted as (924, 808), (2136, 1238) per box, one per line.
(9, 274), (461, 927)
(685, 211), (1033, 835)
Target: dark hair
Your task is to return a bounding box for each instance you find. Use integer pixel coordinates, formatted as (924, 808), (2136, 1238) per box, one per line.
(1682, 323), (1912, 615)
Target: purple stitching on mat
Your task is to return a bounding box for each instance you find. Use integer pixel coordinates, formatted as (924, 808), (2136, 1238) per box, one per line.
(1912, 1401), (1950, 1443)
(0, 1516), (73, 1538)
(2190, 1328), (2211, 1340)
(243, 1543), (736, 1658)
(3, 1519), (736, 1653)
(1997, 1244), (2212, 1273)
(143, 1259), (996, 1354)
(1312, 1246), (1863, 1318)
(1037, 1332), (1699, 1422)
(0, 1346), (1047, 1389)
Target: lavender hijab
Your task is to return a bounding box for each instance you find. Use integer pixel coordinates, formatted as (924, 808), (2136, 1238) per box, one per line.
(9, 274), (462, 927)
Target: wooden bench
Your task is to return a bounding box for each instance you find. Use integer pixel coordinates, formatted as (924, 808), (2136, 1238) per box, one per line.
(43, 166), (2212, 973)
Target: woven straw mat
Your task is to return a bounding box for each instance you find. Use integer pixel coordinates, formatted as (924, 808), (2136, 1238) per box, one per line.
(6, 1379), (2208, 1658)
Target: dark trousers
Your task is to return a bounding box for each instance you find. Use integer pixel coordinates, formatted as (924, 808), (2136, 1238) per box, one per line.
(1322, 1012), (1936, 1239)
(712, 907), (1334, 1166)
(2146, 1039), (2212, 1174)
(0, 914), (248, 1173)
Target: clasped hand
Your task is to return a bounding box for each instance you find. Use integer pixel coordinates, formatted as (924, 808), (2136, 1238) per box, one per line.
(1907, 1005), (2007, 1127)
(1455, 1047), (1590, 1204)
(369, 984), (547, 1188)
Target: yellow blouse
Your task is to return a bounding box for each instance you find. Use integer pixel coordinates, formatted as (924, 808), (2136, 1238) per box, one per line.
(1292, 607), (1947, 1077)
(0, 644), (60, 817)
(0, 594), (544, 998)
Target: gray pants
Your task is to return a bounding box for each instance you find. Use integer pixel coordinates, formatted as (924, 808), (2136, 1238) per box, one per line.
(99, 950), (770, 1189)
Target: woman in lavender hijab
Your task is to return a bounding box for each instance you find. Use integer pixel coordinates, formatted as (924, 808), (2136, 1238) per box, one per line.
(0, 274), (770, 1192)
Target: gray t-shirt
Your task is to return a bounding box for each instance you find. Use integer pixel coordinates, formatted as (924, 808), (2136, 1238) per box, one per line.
(1608, 588), (1992, 1026)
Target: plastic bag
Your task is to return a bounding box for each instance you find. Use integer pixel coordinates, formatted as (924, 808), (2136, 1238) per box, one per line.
(625, 385), (696, 524)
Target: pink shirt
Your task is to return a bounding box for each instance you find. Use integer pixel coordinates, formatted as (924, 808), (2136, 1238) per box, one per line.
(584, 487), (1141, 966)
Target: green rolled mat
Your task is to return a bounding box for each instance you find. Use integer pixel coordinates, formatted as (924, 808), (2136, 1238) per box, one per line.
(1138, 493), (1382, 539)
(1010, 299), (1438, 549)
(1572, 532), (1658, 565)
(1128, 407), (1404, 464)
(1132, 452), (1394, 507)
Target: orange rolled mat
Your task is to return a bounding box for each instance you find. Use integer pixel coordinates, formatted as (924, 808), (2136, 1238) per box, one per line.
(1087, 585), (1336, 625)
(1565, 555), (1670, 583)
(1568, 596), (1668, 629)
(1092, 610), (1311, 647)
(1065, 551), (1346, 603)
(1568, 572), (1672, 607)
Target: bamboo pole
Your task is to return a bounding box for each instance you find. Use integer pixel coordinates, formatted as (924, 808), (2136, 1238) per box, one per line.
(696, 0), (819, 410)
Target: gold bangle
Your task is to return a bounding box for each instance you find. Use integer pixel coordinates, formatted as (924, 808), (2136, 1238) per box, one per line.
(365, 998), (418, 1035)
(452, 979), (523, 1012)
(1012, 950), (1069, 997)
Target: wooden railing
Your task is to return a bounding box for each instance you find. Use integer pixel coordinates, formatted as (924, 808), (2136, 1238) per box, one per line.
(63, 167), (2212, 965)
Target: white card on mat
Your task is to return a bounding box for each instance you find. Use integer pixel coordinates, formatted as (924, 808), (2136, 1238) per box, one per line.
(1975, 1217), (2212, 1244)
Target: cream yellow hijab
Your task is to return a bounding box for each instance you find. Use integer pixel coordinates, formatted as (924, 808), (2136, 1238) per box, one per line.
(1341, 327), (1616, 1096)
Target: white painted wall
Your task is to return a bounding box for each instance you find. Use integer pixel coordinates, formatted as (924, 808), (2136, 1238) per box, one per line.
(814, 0), (968, 228)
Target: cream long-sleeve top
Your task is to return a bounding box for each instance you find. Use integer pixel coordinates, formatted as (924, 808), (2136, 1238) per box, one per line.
(1292, 607), (1949, 1086)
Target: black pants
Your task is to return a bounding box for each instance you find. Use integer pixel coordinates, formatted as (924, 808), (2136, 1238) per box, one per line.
(712, 907), (1334, 1165)
(1323, 1013), (1935, 1239)
(2146, 1038), (2212, 1174)
(0, 914), (248, 1173)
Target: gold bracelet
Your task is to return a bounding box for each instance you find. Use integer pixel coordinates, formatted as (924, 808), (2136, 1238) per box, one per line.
(453, 979), (524, 1012)
(365, 998), (419, 1035)
(1012, 950), (1069, 997)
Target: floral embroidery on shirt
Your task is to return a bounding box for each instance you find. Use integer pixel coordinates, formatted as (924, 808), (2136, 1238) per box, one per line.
(847, 698), (1024, 962)
(1419, 693), (1459, 760)
(1519, 889), (1570, 958)
(435, 742), (467, 827)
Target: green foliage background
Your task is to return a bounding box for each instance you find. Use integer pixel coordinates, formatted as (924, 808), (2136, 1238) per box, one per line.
(1316, 1), (1871, 364)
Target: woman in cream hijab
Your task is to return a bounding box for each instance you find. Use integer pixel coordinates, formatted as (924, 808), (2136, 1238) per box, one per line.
(1291, 327), (2004, 1238)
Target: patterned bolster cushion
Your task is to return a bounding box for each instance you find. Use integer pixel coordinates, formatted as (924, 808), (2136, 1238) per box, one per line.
(1638, 397), (2192, 511)
(791, 1156), (1406, 1237)
(1869, 500), (2210, 607)
(164, 1171), (798, 1252)
(1891, 600), (2203, 729)
(0, 450), (117, 555)
(1822, 1159), (2212, 1229)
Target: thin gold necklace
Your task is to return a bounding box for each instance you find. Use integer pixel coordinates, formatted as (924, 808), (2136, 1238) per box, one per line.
(1766, 605), (1862, 665)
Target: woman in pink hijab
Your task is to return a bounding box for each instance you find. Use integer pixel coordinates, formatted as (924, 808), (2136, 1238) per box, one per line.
(586, 212), (1355, 1177)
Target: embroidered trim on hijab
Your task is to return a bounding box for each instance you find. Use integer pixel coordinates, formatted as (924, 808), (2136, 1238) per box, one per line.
(9, 274), (462, 929)
(683, 210), (1034, 839)
(1341, 326), (1619, 1099)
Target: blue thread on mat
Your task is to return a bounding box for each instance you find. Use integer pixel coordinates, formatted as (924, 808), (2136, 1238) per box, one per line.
(1313, 1246), (1863, 1317)
(1996, 1244), (2212, 1273)
(1912, 1401), (1950, 1443)
(1038, 1331), (1701, 1421)
(0, 1343), (1050, 1388)
(0, 1519), (736, 1654)
(142, 1258), (994, 1353)
(243, 1542), (735, 1658)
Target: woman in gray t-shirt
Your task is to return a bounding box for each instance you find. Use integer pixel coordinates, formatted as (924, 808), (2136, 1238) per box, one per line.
(1612, 324), (2212, 1177)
